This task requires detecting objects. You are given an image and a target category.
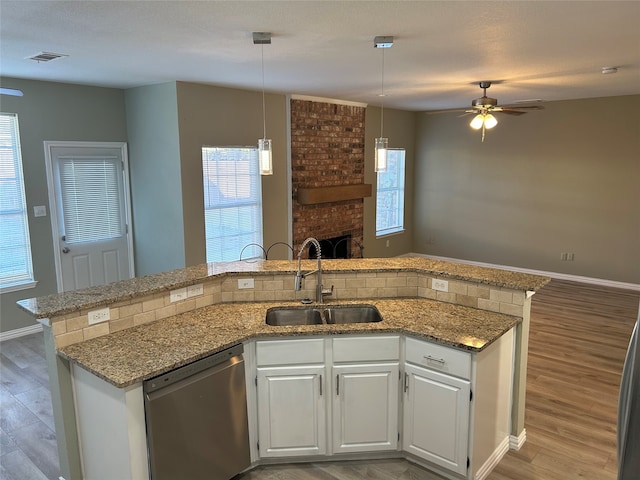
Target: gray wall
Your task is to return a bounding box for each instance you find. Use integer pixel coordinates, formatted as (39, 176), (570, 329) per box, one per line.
(413, 95), (640, 284)
(0, 77), (127, 332)
(125, 83), (184, 275)
(175, 82), (289, 265)
(364, 106), (416, 258)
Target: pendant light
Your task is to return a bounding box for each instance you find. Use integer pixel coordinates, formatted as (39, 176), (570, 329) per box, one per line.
(253, 32), (273, 175)
(374, 36), (393, 173)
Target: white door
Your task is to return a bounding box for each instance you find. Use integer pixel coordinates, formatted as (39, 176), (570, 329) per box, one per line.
(403, 363), (470, 476)
(256, 365), (326, 457)
(332, 363), (399, 453)
(45, 141), (134, 292)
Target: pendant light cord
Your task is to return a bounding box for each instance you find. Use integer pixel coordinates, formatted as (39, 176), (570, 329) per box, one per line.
(261, 43), (267, 139)
(380, 47), (385, 137)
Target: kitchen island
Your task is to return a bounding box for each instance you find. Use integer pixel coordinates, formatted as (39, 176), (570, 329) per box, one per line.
(18, 257), (549, 480)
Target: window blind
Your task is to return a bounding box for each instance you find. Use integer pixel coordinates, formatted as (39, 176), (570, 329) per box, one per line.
(58, 156), (123, 244)
(0, 113), (34, 287)
(376, 148), (406, 237)
(202, 147), (263, 262)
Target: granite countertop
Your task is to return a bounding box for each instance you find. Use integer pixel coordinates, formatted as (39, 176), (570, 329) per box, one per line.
(59, 297), (521, 388)
(18, 257), (550, 319)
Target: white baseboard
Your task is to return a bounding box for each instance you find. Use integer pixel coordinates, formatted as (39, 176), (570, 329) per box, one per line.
(0, 323), (43, 342)
(403, 253), (640, 291)
(474, 436), (510, 480)
(509, 429), (527, 451)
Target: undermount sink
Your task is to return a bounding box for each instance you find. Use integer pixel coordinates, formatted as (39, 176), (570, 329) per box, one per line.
(265, 307), (323, 326)
(265, 305), (383, 326)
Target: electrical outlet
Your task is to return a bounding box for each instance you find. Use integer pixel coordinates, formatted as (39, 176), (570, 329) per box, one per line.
(88, 307), (110, 325)
(386, 239), (390, 247)
(238, 278), (254, 289)
(170, 287), (188, 303)
(187, 284), (204, 297)
(560, 252), (575, 261)
(432, 279), (449, 292)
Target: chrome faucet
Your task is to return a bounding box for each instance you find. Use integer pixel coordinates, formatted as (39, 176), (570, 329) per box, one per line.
(294, 237), (332, 303)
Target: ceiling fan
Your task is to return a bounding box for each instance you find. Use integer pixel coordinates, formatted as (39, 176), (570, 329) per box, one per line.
(429, 81), (544, 141)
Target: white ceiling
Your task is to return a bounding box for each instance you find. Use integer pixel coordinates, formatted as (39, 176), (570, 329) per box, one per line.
(1, 1), (639, 111)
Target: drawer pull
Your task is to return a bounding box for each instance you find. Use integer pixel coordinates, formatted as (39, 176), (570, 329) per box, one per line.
(424, 355), (446, 366)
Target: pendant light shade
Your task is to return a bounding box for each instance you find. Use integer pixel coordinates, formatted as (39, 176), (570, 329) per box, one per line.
(374, 36), (393, 173)
(374, 137), (388, 172)
(254, 32), (273, 176)
(258, 138), (273, 175)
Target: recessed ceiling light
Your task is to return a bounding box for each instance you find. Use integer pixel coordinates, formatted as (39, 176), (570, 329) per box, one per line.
(601, 66), (618, 75)
(26, 52), (69, 63)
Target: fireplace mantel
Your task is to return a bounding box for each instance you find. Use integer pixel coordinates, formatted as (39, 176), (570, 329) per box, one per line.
(297, 184), (372, 205)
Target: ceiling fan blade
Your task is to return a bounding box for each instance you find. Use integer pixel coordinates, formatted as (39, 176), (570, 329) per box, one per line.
(498, 110), (528, 116)
(500, 104), (545, 110)
(425, 108), (469, 114)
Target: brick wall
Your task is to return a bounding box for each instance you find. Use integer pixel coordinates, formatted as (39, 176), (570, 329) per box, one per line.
(290, 99), (366, 256)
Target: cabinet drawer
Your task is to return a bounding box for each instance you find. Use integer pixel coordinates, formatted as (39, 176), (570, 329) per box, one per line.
(256, 338), (325, 366)
(333, 335), (400, 363)
(405, 337), (471, 380)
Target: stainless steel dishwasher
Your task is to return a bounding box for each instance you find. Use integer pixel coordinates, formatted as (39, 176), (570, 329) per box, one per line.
(143, 344), (251, 480)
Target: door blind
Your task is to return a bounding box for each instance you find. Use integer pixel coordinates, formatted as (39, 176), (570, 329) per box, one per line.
(58, 156), (123, 244)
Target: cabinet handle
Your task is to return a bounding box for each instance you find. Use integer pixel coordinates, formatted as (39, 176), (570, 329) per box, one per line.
(404, 372), (409, 393)
(424, 355), (446, 366)
(319, 374), (323, 396)
(336, 374), (340, 396)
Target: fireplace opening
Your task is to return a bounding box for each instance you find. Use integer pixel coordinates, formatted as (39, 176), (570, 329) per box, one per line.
(308, 234), (351, 259)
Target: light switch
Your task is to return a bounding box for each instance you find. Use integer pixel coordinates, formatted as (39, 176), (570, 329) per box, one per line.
(33, 205), (47, 217)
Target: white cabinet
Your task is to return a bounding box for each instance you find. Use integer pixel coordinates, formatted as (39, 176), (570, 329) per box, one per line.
(332, 362), (399, 453)
(331, 335), (400, 454)
(256, 365), (326, 457)
(403, 362), (470, 476)
(403, 336), (472, 476)
(255, 335), (400, 458)
(255, 338), (326, 458)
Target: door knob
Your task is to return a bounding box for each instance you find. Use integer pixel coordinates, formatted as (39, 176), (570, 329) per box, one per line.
(62, 247), (70, 254)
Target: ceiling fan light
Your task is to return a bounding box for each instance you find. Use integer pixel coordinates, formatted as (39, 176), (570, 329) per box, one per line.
(470, 114), (484, 130)
(484, 114), (498, 129)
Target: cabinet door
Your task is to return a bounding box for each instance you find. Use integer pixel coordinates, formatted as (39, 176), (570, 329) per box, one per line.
(256, 365), (326, 457)
(403, 363), (470, 476)
(332, 363), (399, 453)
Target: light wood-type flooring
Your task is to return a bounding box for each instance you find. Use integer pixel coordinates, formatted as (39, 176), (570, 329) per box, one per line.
(1, 279), (638, 480)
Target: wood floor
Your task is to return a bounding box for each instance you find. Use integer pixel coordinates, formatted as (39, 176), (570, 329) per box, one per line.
(0, 333), (59, 480)
(1, 279), (638, 480)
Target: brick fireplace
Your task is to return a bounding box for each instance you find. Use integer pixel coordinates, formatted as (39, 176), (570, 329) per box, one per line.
(290, 98), (367, 258)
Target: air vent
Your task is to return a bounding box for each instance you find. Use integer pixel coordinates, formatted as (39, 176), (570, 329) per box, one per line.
(27, 52), (68, 62)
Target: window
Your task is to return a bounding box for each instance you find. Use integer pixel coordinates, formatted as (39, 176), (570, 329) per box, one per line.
(376, 148), (405, 237)
(202, 147), (263, 262)
(0, 113), (34, 290)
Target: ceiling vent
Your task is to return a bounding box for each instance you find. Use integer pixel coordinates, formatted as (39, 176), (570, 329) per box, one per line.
(27, 52), (68, 62)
